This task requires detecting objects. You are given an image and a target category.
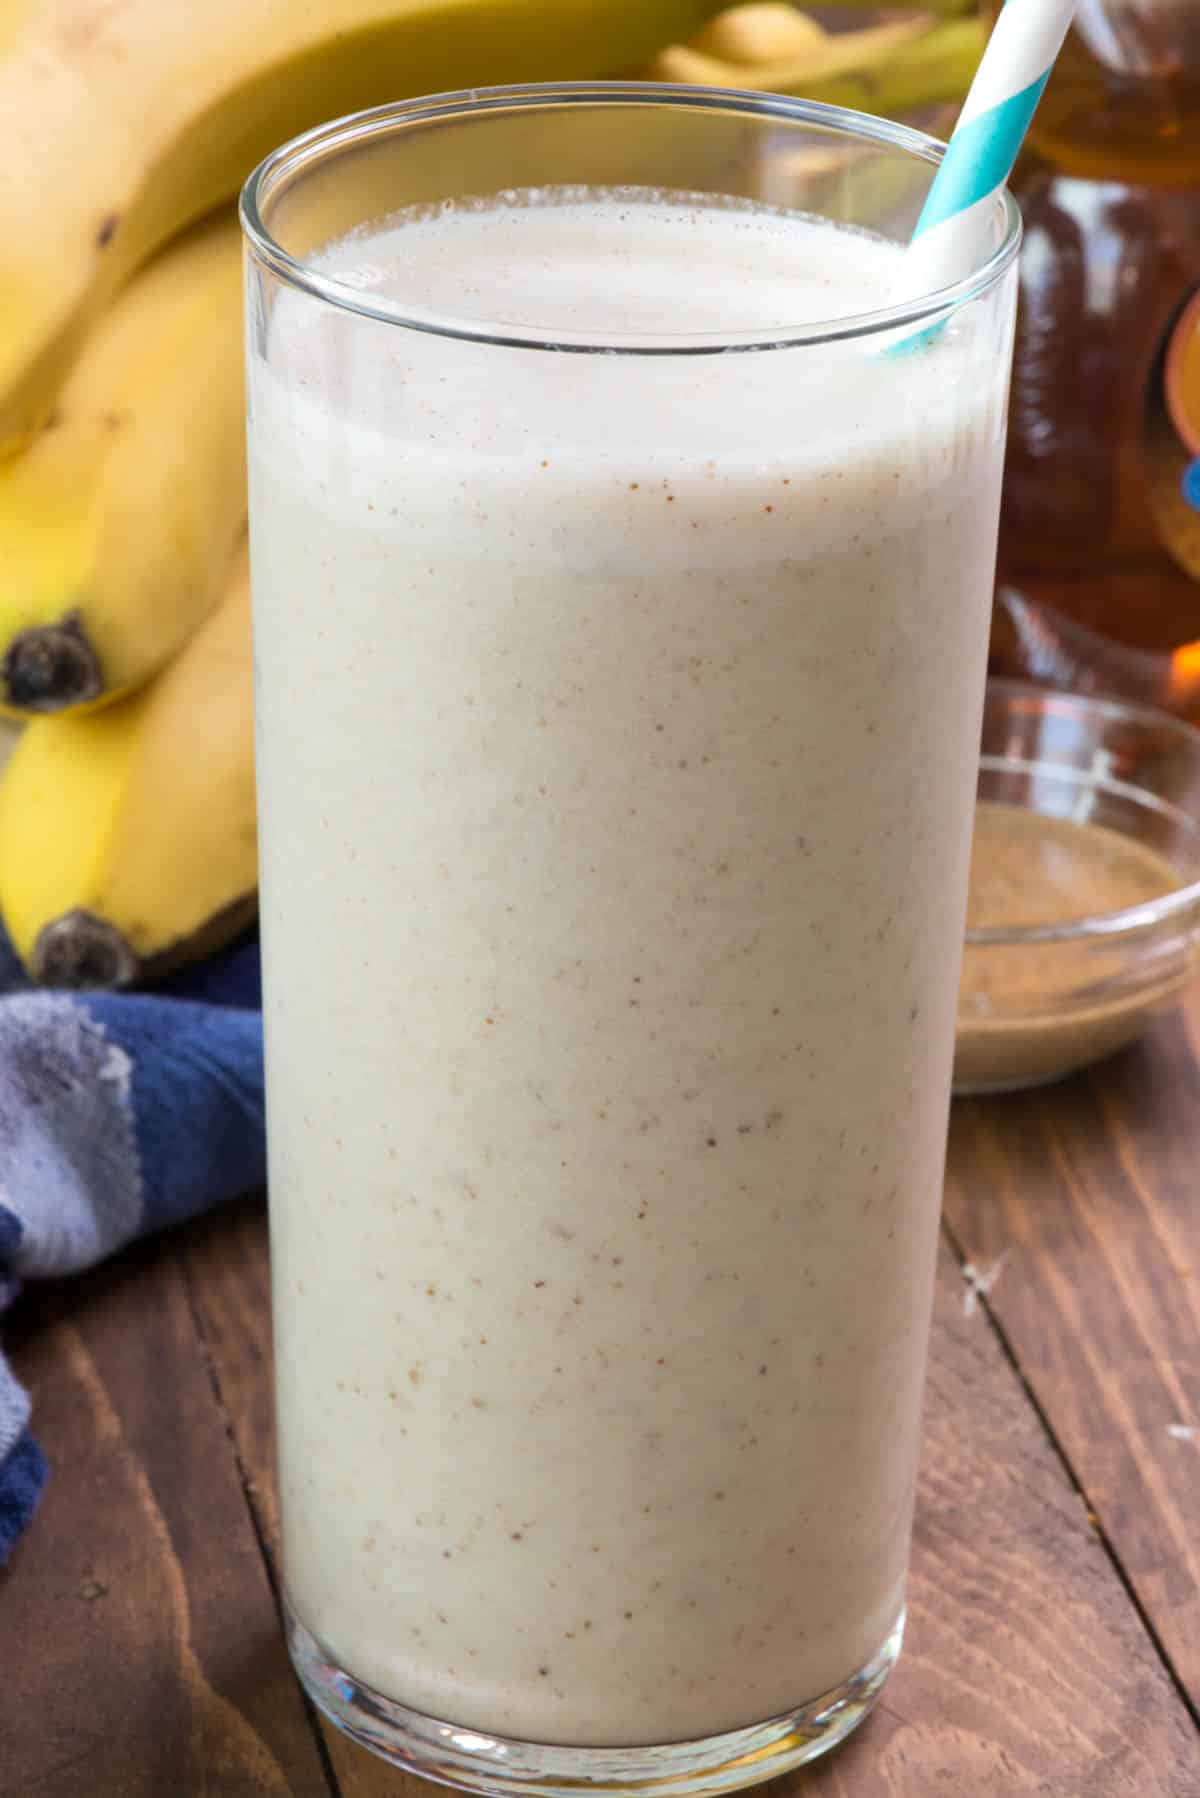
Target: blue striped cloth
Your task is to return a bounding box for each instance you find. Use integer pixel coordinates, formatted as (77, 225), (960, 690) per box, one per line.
(0, 927), (264, 1563)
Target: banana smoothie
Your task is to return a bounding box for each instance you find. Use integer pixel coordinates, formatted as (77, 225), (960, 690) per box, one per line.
(248, 191), (1011, 1746)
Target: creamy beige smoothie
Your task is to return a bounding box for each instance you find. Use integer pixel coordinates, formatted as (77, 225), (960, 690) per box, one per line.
(248, 191), (1010, 1747)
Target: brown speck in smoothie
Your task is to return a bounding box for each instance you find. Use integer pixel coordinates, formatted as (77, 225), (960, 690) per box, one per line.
(711, 1490), (726, 1502)
(95, 212), (119, 248)
(706, 1136), (718, 1149)
(408, 1365), (423, 1386)
(533, 1279), (546, 1289)
(764, 504), (774, 513)
(511, 1531), (524, 1541)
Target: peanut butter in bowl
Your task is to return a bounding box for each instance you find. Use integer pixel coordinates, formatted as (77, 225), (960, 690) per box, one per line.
(953, 683), (1200, 1095)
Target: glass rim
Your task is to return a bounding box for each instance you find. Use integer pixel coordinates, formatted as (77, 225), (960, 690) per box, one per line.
(239, 80), (1023, 355)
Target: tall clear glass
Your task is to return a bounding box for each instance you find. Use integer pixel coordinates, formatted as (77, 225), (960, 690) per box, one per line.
(242, 85), (1019, 1796)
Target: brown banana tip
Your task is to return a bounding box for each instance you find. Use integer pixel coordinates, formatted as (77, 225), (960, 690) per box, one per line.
(2, 613), (104, 711)
(32, 911), (139, 989)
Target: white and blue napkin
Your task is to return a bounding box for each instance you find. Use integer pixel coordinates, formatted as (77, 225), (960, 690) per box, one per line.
(0, 928), (263, 1562)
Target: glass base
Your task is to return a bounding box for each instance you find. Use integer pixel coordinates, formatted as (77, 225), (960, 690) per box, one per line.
(285, 1596), (903, 1796)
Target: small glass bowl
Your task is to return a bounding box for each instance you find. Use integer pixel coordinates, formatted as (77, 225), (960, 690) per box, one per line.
(954, 680), (1200, 1095)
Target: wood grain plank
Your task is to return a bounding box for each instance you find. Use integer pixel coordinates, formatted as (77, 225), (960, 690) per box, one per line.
(943, 999), (1200, 1717)
(0, 1225), (333, 1798)
(183, 1204), (1200, 1797)
(179, 1202), (402, 1798)
(797, 1236), (1200, 1796)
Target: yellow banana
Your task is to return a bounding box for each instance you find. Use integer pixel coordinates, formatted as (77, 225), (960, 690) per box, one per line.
(0, 0), (722, 454)
(649, 13), (929, 90)
(691, 4), (828, 65)
(649, 8), (983, 125)
(766, 19), (983, 120)
(0, 538), (255, 988)
(0, 207), (245, 716)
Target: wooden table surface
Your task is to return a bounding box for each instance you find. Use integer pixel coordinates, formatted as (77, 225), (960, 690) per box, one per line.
(3, 994), (1200, 1796)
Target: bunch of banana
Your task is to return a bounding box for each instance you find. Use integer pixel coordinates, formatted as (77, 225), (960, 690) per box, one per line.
(0, 539), (255, 988)
(0, 0), (723, 455)
(0, 0), (731, 988)
(647, 2), (984, 120)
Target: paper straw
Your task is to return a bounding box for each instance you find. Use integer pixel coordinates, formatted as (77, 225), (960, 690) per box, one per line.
(891, 0), (1078, 305)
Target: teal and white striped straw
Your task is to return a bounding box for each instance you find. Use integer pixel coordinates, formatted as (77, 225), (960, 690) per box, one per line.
(891, 0), (1078, 305)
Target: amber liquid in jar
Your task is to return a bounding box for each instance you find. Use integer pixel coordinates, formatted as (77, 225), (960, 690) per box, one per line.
(984, 0), (1200, 717)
